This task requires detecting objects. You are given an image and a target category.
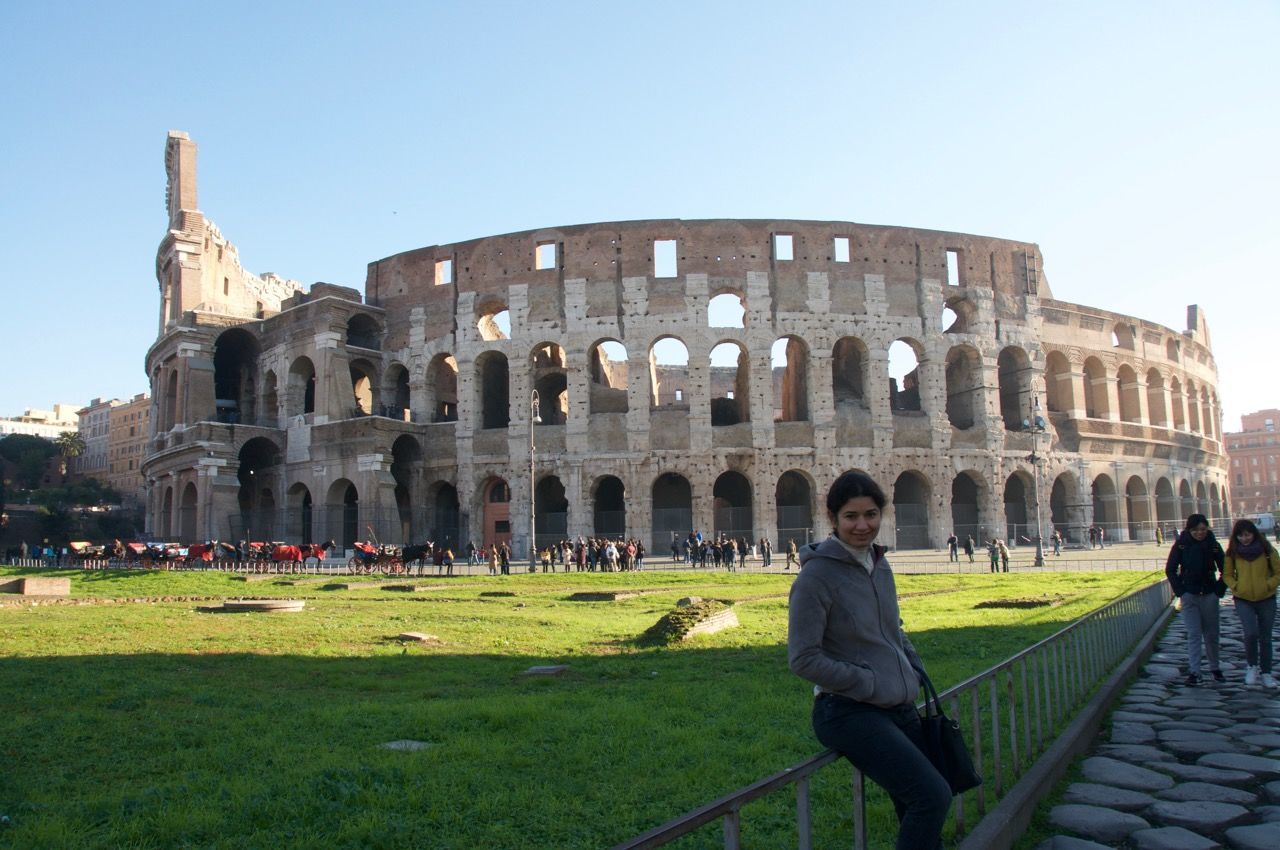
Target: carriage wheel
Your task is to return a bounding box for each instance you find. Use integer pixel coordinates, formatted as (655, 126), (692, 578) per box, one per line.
(348, 555), (362, 574)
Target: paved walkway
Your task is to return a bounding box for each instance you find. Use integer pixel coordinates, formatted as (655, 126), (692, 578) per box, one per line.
(1036, 600), (1280, 850)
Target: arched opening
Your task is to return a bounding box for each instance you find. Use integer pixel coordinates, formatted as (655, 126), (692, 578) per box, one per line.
(1112, 323), (1136, 350)
(1043, 351), (1073, 414)
(593, 476), (626, 538)
(476, 351), (510, 429)
(652, 472), (693, 551)
(346, 314), (382, 350)
(832, 337), (868, 409)
(534, 475), (568, 553)
(163, 371), (178, 430)
(1092, 474), (1117, 538)
(349, 359), (377, 417)
(1125, 476), (1150, 541)
(1082, 357), (1108, 419)
(286, 483), (313, 542)
(713, 471), (754, 542)
(588, 340), (629, 414)
(287, 357), (316, 417)
(1195, 480), (1209, 517)
(1003, 472), (1031, 543)
(997, 346), (1033, 430)
(261, 371), (279, 428)
(1186, 381), (1202, 433)
(384, 364), (411, 421)
(1116, 365), (1141, 424)
(708, 292), (746, 328)
(391, 435), (423, 542)
(1145, 369), (1167, 427)
(213, 328), (260, 425)
(1201, 389), (1214, 440)
(888, 340), (923, 413)
(649, 337), (690, 409)
(477, 303), (510, 341)
(710, 342), (750, 426)
(427, 354), (459, 422)
(942, 296), (978, 334)
(1169, 377), (1186, 430)
(772, 336), (809, 422)
(179, 482), (198, 542)
(237, 437), (282, 541)
(776, 471), (814, 550)
(945, 345), (982, 430)
(1050, 472), (1084, 546)
(325, 480), (359, 551)
(1179, 480), (1195, 525)
(482, 478), (511, 548)
(531, 342), (569, 426)
(951, 472), (983, 544)
(160, 486), (174, 539)
(1154, 477), (1177, 531)
(893, 471), (931, 549)
(1208, 482), (1222, 524)
(429, 481), (461, 548)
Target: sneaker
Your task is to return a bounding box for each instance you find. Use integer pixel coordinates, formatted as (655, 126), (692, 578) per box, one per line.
(1211, 670), (1226, 683)
(1185, 673), (1200, 686)
(1262, 673), (1278, 689)
(1245, 665), (1259, 686)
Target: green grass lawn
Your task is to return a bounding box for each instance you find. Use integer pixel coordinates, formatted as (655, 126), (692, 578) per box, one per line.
(0, 567), (1162, 849)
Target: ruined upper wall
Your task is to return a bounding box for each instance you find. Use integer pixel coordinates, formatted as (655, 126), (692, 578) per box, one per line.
(365, 219), (1048, 341)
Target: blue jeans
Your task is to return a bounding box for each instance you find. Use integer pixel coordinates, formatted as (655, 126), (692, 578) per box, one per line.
(1181, 592), (1221, 675)
(1234, 595), (1277, 673)
(812, 694), (952, 850)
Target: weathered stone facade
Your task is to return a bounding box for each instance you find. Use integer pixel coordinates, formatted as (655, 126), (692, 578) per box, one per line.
(142, 133), (1230, 554)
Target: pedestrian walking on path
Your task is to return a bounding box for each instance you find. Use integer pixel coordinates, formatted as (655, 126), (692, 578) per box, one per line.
(1165, 513), (1226, 686)
(1223, 517), (1280, 689)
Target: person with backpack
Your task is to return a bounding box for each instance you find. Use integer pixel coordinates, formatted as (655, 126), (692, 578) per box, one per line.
(1165, 514), (1226, 686)
(1223, 518), (1279, 688)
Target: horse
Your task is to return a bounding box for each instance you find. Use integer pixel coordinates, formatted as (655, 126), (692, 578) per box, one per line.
(399, 541), (434, 575)
(269, 539), (337, 573)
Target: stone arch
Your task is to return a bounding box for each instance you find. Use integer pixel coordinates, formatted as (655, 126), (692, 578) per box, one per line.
(649, 336), (690, 408)
(652, 472), (693, 551)
(713, 470), (754, 541)
(287, 356), (316, 416)
(1166, 338), (1180, 361)
(592, 475), (626, 538)
(1169, 376), (1186, 430)
(1082, 357), (1109, 419)
(326, 479), (360, 550)
(261, 370), (279, 428)
(708, 291), (746, 328)
(893, 471), (931, 549)
(1179, 479), (1195, 524)
(427, 353), (459, 422)
(480, 477), (511, 548)
(1145, 368), (1167, 427)
(772, 336), (809, 422)
(346, 313), (382, 350)
(1116, 364), (1141, 424)
(1186, 380), (1202, 433)
(238, 437), (283, 540)
(534, 475), (569, 552)
(476, 300), (510, 342)
(1125, 476), (1151, 540)
(286, 482), (313, 542)
(1050, 471), (1084, 545)
(889, 339), (924, 413)
(1003, 471), (1034, 543)
(1208, 482), (1222, 523)
(427, 480), (461, 547)
(179, 482), (198, 542)
(349, 357), (378, 417)
(531, 342), (568, 426)
(164, 369), (179, 430)
(1112, 322), (1136, 350)
(1154, 477), (1177, 529)
(391, 435), (424, 541)
(1044, 350), (1074, 414)
(160, 485), (174, 539)
(1195, 480), (1208, 516)
(776, 470), (815, 549)
(213, 328), (260, 425)
(383, 363), (411, 421)
(1092, 474), (1118, 536)
(951, 471), (987, 543)
(945, 344), (983, 429)
(832, 337), (868, 409)
(475, 351), (510, 429)
(997, 346), (1033, 430)
(1200, 388), (1214, 440)
(588, 339), (629, 415)
(942, 294), (979, 334)
(710, 341), (750, 426)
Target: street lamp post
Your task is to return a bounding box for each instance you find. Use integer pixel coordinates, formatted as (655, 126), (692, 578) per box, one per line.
(1025, 393), (1047, 567)
(529, 390), (541, 573)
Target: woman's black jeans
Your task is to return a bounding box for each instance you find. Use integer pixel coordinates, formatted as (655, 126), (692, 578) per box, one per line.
(813, 693), (953, 850)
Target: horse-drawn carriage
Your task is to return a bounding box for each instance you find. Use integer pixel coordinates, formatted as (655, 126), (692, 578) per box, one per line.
(348, 542), (406, 574)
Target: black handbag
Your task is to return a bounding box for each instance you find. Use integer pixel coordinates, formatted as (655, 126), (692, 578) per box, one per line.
(914, 665), (983, 794)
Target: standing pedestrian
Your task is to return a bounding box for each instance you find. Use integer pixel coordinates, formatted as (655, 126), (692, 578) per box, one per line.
(998, 539), (1009, 573)
(788, 471), (952, 850)
(1052, 530), (1062, 556)
(1223, 519), (1279, 688)
(987, 539), (1000, 573)
(1088, 526), (1098, 549)
(946, 532), (958, 563)
(1165, 514), (1226, 686)
(963, 534), (975, 563)
(760, 537), (772, 568)
(786, 538), (798, 570)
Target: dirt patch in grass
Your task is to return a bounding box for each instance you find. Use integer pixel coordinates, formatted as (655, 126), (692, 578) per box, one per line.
(974, 595), (1065, 609)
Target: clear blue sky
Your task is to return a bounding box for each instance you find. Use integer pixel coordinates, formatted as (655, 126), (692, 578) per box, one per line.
(2, 1), (1276, 430)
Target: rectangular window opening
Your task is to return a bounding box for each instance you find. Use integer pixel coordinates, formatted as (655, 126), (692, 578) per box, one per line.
(674, 389), (683, 402)
(654, 239), (678, 278)
(833, 236), (850, 263)
(434, 259), (453, 285)
(946, 249), (961, 286)
(774, 233), (794, 261)
(535, 242), (557, 271)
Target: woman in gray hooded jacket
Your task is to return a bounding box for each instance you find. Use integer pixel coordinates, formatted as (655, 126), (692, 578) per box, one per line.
(788, 471), (951, 849)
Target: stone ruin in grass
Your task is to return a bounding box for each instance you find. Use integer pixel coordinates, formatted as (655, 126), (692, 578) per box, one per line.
(638, 598), (739, 646)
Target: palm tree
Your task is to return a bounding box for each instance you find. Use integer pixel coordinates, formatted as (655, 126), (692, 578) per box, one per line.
(55, 431), (85, 477)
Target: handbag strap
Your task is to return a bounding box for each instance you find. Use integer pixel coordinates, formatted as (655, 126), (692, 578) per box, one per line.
(909, 659), (944, 718)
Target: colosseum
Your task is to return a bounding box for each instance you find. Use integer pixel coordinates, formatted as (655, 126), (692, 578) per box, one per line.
(142, 131), (1230, 557)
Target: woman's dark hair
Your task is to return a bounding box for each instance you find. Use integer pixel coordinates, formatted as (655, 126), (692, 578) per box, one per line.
(826, 471), (886, 514)
(1184, 513), (1209, 532)
(1225, 518), (1264, 559)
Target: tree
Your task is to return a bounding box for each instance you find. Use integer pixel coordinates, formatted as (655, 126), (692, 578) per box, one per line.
(55, 431), (86, 477)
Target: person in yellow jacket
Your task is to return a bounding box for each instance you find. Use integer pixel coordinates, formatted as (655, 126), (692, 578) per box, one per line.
(1223, 518), (1280, 688)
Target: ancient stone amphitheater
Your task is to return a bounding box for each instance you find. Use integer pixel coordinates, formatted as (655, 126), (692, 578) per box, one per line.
(143, 132), (1228, 555)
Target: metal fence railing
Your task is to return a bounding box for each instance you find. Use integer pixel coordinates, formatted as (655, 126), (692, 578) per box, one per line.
(611, 578), (1174, 849)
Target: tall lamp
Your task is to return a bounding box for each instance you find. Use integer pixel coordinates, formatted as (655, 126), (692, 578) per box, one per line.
(529, 390), (541, 573)
(1024, 393), (1048, 567)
